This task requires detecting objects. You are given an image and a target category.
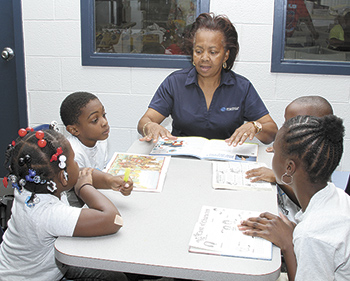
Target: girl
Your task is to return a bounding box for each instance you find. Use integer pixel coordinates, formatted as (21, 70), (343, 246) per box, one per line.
(239, 115), (350, 280)
(0, 128), (132, 280)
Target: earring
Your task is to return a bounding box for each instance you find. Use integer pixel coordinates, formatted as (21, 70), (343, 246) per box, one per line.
(223, 61), (227, 69)
(281, 172), (293, 185)
(192, 61), (195, 66)
(63, 171), (69, 181)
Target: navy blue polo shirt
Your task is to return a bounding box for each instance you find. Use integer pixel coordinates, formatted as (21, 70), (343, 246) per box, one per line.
(149, 67), (269, 140)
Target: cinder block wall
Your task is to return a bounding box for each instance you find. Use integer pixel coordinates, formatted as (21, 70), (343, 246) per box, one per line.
(22, 0), (350, 170)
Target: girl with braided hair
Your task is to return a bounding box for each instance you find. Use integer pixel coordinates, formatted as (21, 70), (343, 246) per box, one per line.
(239, 115), (350, 281)
(0, 128), (132, 280)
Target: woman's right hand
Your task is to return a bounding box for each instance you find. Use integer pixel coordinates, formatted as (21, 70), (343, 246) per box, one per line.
(139, 122), (177, 143)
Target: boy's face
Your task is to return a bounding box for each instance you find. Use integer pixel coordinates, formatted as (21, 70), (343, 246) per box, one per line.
(71, 98), (109, 147)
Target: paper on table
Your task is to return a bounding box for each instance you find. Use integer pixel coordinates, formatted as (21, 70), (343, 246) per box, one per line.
(104, 152), (171, 192)
(212, 161), (273, 191)
(189, 206), (272, 260)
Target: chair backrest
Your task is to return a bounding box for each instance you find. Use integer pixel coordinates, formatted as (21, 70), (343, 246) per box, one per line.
(345, 176), (350, 196)
(33, 124), (50, 131)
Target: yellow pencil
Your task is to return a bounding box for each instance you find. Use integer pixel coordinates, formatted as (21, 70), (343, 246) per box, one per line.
(123, 168), (131, 182)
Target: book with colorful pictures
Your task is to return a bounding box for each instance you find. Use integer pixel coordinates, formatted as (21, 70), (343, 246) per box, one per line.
(188, 206), (273, 260)
(150, 137), (258, 162)
(212, 161), (273, 191)
(104, 152), (171, 192)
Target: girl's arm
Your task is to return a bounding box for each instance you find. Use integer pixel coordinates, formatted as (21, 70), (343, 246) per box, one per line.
(239, 212), (297, 280)
(73, 168), (123, 237)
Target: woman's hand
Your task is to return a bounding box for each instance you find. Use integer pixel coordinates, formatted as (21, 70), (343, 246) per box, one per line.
(245, 166), (276, 183)
(225, 122), (257, 147)
(139, 122), (177, 143)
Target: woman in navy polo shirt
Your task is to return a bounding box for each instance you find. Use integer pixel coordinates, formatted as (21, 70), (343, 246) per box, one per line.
(138, 13), (278, 146)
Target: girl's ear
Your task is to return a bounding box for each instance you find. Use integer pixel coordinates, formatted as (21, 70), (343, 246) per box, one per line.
(286, 159), (296, 176)
(58, 170), (69, 187)
(67, 125), (79, 137)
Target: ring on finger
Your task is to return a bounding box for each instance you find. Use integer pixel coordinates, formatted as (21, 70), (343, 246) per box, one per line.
(243, 133), (248, 137)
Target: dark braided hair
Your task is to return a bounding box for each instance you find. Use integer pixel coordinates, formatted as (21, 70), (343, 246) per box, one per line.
(281, 115), (344, 183)
(5, 129), (69, 195)
(60, 91), (98, 126)
(183, 13), (239, 71)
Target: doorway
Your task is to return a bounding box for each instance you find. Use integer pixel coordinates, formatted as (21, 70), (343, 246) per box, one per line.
(0, 0), (28, 178)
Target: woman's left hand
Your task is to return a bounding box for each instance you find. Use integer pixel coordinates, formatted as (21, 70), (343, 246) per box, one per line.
(225, 122), (256, 146)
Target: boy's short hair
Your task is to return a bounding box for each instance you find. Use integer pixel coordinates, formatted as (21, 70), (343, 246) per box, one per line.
(60, 92), (98, 126)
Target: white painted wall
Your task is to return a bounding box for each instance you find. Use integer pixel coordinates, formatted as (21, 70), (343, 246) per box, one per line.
(22, 0), (350, 170)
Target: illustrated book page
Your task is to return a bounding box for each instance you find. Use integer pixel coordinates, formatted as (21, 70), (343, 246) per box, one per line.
(104, 152), (171, 192)
(150, 137), (258, 162)
(188, 206), (272, 260)
(212, 161), (273, 191)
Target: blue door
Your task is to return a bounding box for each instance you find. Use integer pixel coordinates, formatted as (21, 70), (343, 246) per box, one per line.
(0, 0), (28, 177)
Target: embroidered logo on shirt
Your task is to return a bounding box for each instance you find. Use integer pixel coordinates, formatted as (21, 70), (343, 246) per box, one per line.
(221, 107), (239, 112)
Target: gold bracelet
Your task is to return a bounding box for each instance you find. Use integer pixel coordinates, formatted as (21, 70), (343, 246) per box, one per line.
(142, 121), (152, 136)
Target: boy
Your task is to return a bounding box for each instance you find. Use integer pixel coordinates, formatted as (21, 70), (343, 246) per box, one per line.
(245, 96), (333, 221)
(60, 91), (110, 170)
(60, 91), (110, 206)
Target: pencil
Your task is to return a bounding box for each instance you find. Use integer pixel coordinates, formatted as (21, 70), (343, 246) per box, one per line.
(123, 168), (131, 182)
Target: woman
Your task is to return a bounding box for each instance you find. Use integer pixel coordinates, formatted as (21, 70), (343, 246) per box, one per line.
(138, 13), (277, 146)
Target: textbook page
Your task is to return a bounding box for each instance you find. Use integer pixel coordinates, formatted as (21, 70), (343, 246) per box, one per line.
(188, 206), (272, 260)
(150, 137), (258, 161)
(104, 152), (171, 192)
(212, 161), (273, 191)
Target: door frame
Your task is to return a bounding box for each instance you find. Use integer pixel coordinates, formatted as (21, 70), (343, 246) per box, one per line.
(12, 0), (28, 128)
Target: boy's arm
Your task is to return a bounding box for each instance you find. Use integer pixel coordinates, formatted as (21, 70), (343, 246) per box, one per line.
(91, 169), (133, 196)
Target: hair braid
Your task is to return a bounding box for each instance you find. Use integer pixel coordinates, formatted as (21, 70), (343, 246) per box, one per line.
(282, 115), (344, 183)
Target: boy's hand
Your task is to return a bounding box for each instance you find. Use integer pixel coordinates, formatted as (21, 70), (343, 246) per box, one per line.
(108, 175), (133, 196)
(74, 168), (94, 194)
(245, 167), (276, 183)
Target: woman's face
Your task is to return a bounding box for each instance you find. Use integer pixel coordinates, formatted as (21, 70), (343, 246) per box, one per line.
(193, 29), (229, 79)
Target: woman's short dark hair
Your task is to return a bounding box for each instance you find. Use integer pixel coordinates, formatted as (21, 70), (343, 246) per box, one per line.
(183, 13), (239, 71)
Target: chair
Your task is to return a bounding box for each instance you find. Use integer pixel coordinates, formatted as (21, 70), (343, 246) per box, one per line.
(345, 176), (350, 196)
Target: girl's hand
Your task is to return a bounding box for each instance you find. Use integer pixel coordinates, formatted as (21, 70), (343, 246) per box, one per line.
(238, 212), (295, 251)
(74, 168), (94, 195)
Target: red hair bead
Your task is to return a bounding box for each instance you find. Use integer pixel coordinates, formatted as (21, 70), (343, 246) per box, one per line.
(38, 139), (47, 148)
(18, 128), (27, 137)
(35, 130), (44, 140)
(26, 127), (34, 132)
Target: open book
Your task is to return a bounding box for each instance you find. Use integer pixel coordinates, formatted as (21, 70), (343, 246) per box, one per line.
(150, 137), (258, 162)
(189, 206), (272, 260)
(212, 161), (273, 191)
(104, 152), (171, 192)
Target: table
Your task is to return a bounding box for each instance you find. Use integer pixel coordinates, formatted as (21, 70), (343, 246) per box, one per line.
(55, 140), (281, 280)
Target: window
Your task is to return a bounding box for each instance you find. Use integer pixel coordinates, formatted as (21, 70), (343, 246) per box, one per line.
(271, 0), (350, 75)
(81, 0), (210, 68)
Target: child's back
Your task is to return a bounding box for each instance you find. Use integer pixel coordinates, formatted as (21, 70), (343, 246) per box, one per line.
(0, 189), (80, 280)
(293, 182), (350, 279)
